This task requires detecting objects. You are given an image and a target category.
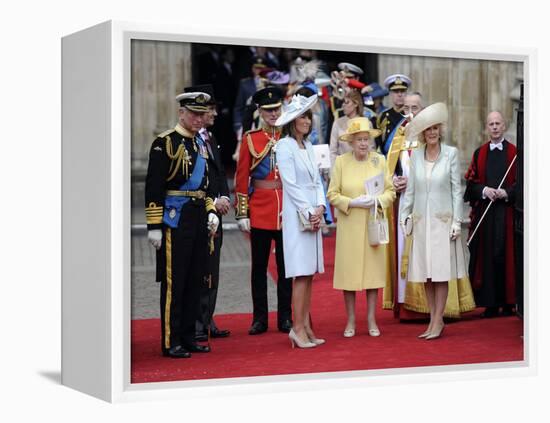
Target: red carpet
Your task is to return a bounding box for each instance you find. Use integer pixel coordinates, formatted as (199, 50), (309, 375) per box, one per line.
(131, 235), (524, 383)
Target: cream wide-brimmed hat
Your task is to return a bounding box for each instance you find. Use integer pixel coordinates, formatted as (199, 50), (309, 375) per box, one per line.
(274, 94), (318, 127)
(339, 117), (382, 142)
(404, 102), (448, 140)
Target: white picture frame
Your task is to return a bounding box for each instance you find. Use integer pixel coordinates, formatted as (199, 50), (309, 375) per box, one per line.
(62, 20), (536, 403)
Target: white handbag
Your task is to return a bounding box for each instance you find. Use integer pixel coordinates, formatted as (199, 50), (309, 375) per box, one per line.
(367, 198), (389, 246)
(297, 210), (325, 232)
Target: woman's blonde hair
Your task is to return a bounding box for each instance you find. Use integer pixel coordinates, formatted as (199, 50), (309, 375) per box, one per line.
(345, 89), (364, 117)
(418, 122), (447, 144)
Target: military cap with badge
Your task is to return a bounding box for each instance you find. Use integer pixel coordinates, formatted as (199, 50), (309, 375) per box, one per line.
(176, 87), (211, 113)
(252, 86), (284, 109)
(383, 73), (412, 91)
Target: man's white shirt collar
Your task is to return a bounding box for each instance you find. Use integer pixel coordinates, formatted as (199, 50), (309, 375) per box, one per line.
(489, 138), (504, 151)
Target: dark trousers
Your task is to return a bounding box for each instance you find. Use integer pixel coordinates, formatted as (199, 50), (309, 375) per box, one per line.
(250, 227), (292, 326)
(159, 203), (208, 353)
(196, 223), (223, 334)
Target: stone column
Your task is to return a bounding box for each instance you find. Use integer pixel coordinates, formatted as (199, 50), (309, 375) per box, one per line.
(378, 54), (523, 166)
(131, 40), (192, 172)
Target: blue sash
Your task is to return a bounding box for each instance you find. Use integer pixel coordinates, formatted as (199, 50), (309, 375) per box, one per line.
(163, 136), (207, 228)
(382, 117), (406, 156)
(249, 153), (272, 197)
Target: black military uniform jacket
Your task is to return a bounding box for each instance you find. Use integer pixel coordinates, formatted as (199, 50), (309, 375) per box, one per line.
(145, 123), (216, 230)
(377, 107), (404, 150)
(203, 130), (230, 200)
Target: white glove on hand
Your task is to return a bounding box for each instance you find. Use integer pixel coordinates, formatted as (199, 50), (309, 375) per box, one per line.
(148, 229), (162, 250)
(400, 220), (407, 237)
(400, 215), (413, 237)
(450, 222), (461, 241)
(349, 194), (375, 209)
(237, 218), (251, 233)
(208, 213), (220, 234)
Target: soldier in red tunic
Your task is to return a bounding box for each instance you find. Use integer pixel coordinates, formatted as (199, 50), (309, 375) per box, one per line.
(234, 86), (293, 335)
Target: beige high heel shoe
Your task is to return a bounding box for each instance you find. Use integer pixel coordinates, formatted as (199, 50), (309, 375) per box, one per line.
(418, 328), (432, 339)
(368, 328), (381, 337)
(308, 335), (326, 346)
(289, 329), (316, 348)
(343, 324), (355, 338)
(425, 324), (445, 340)
(368, 320), (381, 337)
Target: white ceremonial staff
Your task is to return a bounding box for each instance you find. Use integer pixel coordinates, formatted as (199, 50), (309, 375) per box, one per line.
(466, 154), (517, 247)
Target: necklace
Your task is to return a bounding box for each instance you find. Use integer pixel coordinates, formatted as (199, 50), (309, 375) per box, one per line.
(424, 146), (441, 163)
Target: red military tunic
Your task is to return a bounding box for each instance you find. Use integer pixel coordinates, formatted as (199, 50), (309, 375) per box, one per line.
(234, 126), (283, 230)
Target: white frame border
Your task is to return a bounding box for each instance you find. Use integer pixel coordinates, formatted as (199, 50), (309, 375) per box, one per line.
(106, 20), (536, 403)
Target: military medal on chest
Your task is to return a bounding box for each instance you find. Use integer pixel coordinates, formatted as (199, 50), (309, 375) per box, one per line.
(182, 146), (192, 179)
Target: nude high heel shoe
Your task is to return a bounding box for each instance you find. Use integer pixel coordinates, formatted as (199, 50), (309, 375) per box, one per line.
(289, 329), (316, 348)
(308, 336), (326, 345)
(425, 324), (445, 340)
(418, 329), (431, 339)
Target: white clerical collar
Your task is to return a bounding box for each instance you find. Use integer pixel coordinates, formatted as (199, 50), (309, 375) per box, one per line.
(489, 138), (504, 151)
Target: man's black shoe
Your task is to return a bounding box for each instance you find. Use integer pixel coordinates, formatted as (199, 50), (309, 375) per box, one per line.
(480, 307), (499, 318)
(248, 321), (268, 335)
(501, 305), (515, 316)
(163, 345), (191, 359)
(211, 327), (231, 338)
(183, 342), (211, 353)
(194, 332), (208, 342)
(278, 319), (292, 333)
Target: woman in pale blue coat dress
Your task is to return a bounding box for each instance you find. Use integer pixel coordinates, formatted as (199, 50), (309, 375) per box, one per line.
(275, 94), (326, 349)
(400, 103), (472, 340)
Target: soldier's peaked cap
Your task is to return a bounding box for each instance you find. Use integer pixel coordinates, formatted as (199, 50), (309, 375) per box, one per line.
(252, 86), (284, 109)
(383, 74), (412, 91)
(176, 86), (211, 112)
(183, 84), (217, 105)
(338, 62), (364, 76)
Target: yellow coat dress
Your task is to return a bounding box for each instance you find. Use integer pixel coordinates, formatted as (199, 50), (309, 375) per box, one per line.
(327, 152), (396, 291)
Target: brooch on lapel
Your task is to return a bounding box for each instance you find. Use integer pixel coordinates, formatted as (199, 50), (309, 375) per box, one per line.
(370, 155), (379, 167)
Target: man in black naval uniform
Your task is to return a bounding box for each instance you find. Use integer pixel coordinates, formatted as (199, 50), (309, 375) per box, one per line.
(376, 74), (411, 154)
(145, 88), (220, 358)
(191, 84), (232, 341)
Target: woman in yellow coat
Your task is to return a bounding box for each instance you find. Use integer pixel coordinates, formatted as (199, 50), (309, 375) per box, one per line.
(327, 117), (396, 337)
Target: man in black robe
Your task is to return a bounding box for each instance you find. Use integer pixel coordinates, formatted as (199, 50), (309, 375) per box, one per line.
(464, 111), (517, 318)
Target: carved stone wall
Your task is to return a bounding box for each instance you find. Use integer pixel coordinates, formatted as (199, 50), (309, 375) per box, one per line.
(131, 40), (192, 171)
(378, 54), (523, 166)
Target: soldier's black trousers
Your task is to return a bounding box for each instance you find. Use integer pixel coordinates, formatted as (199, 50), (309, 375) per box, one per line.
(249, 227), (292, 326)
(159, 202), (208, 353)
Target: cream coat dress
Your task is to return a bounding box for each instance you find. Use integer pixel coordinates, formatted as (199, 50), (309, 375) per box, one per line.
(400, 144), (468, 282)
(327, 152), (396, 290)
(276, 136), (326, 278)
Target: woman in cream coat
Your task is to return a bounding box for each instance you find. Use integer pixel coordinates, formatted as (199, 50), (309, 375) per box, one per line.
(275, 94), (326, 349)
(327, 117), (396, 337)
(400, 103), (474, 340)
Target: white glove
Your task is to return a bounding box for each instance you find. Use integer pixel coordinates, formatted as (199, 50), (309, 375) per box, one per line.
(400, 215), (413, 237)
(148, 229), (162, 250)
(400, 220), (407, 237)
(450, 222), (461, 241)
(349, 194), (375, 209)
(208, 213), (220, 234)
(237, 218), (251, 233)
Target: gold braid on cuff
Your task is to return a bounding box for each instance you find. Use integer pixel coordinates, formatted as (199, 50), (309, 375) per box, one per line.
(235, 192), (249, 219)
(146, 202), (164, 225)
